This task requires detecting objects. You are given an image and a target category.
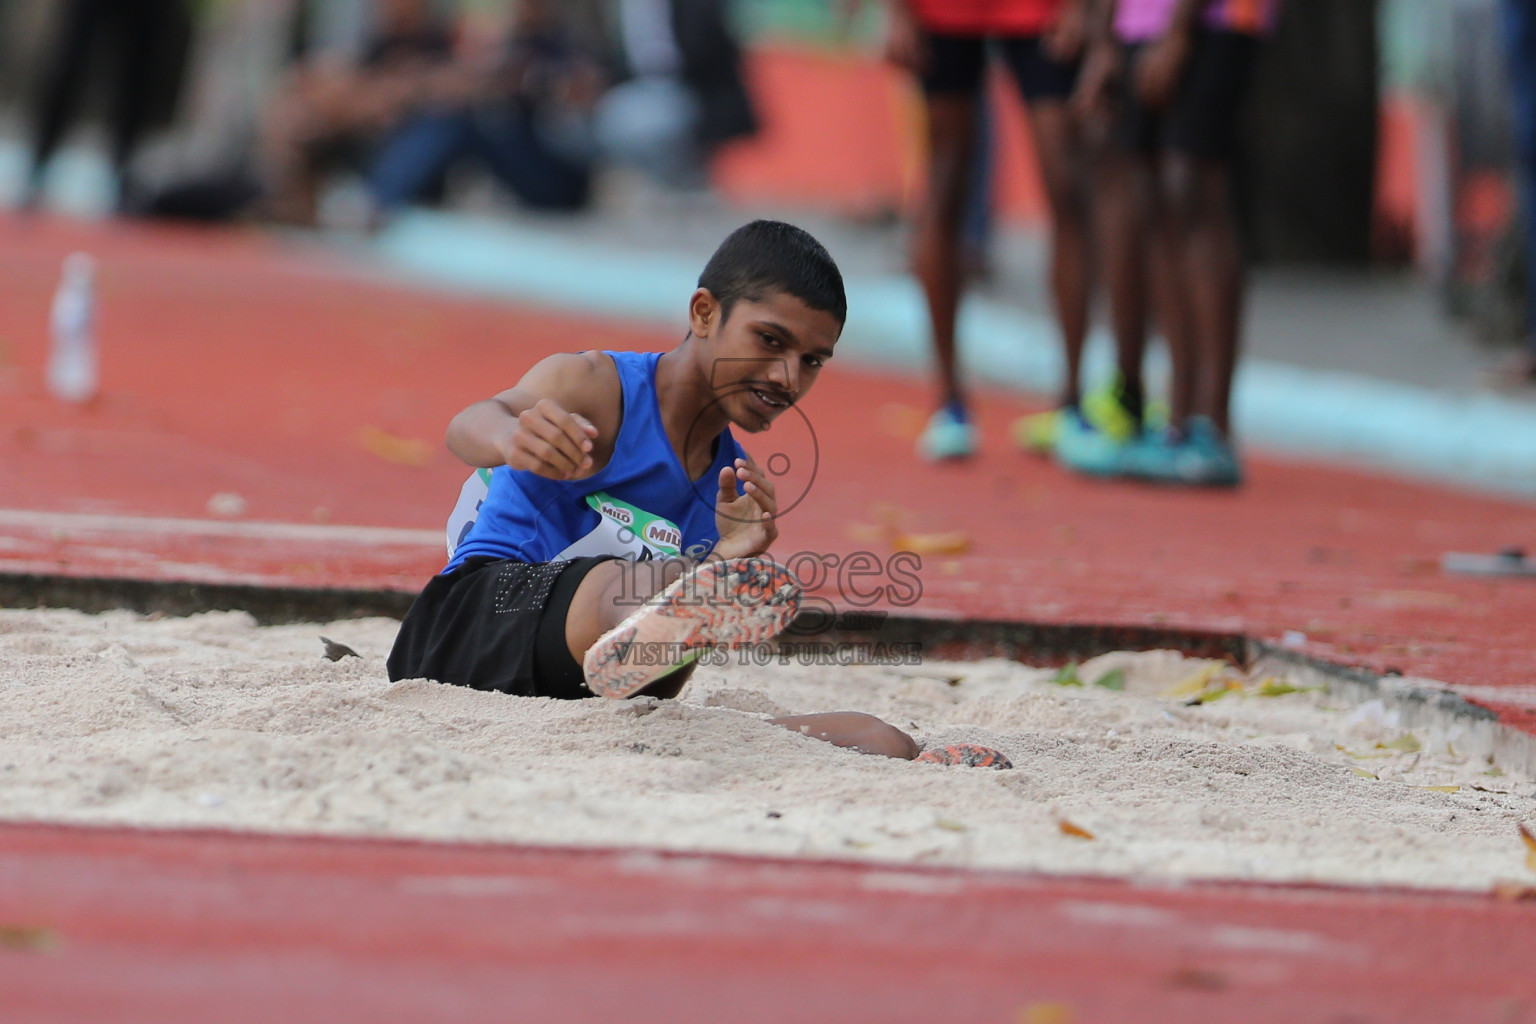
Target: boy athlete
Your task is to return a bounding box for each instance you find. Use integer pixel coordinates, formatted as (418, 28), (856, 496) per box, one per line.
(388, 221), (961, 762)
(886, 0), (1098, 461)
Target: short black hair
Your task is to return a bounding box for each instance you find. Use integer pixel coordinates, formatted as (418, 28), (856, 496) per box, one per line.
(697, 220), (846, 327)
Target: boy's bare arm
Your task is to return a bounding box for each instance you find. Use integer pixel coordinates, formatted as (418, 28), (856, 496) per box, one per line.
(446, 352), (618, 479)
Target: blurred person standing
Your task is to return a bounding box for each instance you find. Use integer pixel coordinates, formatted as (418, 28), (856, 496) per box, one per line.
(594, 0), (757, 190)
(885, 0), (1098, 462)
(1071, 0), (1277, 485)
(1502, 0), (1536, 379)
(21, 0), (192, 212)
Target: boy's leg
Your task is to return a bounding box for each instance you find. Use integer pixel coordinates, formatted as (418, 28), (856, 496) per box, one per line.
(770, 712), (920, 759)
(564, 556), (691, 664)
(568, 556), (801, 699)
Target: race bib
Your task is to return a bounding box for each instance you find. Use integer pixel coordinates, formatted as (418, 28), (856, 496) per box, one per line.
(446, 468), (493, 558)
(556, 491), (684, 561)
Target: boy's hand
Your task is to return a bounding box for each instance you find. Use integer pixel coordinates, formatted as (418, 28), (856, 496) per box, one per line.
(499, 398), (598, 480)
(713, 458), (778, 559)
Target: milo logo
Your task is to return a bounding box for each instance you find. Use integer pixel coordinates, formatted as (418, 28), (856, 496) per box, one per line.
(576, 491), (683, 559)
(645, 521), (682, 549)
(600, 501), (634, 527)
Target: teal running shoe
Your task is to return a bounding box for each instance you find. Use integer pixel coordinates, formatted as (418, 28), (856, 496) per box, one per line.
(1122, 416), (1242, 487)
(917, 402), (978, 461)
(1054, 407), (1132, 476)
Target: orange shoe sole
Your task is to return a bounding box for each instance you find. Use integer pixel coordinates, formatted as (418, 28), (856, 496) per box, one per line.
(583, 557), (801, 699)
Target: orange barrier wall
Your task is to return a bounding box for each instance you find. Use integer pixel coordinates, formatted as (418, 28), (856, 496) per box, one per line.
(712, 45), (1051, 226)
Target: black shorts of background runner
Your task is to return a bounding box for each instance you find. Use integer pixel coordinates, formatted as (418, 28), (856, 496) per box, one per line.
(919, 32), (1079, 101)
(1115, 30), (1259, 161)
(387, 555), (616, 698)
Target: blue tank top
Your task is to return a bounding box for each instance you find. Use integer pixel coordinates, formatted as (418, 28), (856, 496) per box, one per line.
(445, 350), (748, 570)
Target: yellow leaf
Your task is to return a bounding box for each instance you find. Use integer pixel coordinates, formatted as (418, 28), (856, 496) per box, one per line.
(1378, 734), (1421, 754)
(1420, 785), (1460, 793)
(0, 925), (59, 953)
(1337, 744), (1394, 760)
(1017, 1003), (1075, 1024)
(1351, 768), (1377, 779)
(1521, 823), (1536, 873)
(1163, 662), (1222, 698)
(1191, 678), (1245, 705)
(935, 818), (966, 832)
(357, 426), (431, 467)
(1058, 819), (1095, 840)
(1492, 881), (1536, 902)
(1256, 678), (1318, 698)
(892, 530), (972, 556)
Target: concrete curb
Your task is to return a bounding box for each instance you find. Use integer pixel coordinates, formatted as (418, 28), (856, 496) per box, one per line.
(6, 571), (1533, 776)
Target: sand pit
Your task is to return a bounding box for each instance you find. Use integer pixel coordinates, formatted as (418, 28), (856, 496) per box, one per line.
(2, 607), (1533, 891)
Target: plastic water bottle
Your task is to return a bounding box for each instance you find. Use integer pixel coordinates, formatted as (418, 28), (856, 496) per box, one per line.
(48, 252), (98, 404)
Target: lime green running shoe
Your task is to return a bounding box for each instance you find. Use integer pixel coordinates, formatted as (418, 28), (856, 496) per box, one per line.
(1012, 377), (1158, 456)
(1011, 408), (1061, 455)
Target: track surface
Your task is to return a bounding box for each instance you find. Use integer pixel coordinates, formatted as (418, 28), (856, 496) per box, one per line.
(2, 822), (1534, 1024)
(2, 215), (1535, 1018)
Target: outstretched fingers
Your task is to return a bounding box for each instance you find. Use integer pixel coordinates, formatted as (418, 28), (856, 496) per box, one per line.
(735, 458), (777, 518)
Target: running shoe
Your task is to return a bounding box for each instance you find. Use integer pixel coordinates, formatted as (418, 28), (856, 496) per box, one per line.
(583, 557), (801, 699)
(1011, 407), (1064, 455)
(1053, 407), (1132, 477)
(917, 401), (978, 461)
(1013, 378), (1157, 456)
(914, 743), (1013, 769)
(1122, 416), (1242, 487)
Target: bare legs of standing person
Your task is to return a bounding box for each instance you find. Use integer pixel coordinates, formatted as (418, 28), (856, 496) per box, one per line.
(1029, 100), (1094, 412)
(1153, 154), (1242, 435)
(911, 92), (980, 459)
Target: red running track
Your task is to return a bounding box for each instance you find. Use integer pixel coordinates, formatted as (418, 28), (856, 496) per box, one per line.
(1, 822), (1534, 1024)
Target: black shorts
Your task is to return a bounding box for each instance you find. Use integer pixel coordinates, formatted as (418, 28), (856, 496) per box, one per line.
(1115, 30), (1259, 160)
(919, 32), (1078, 102)
(387, 555), (616, 699)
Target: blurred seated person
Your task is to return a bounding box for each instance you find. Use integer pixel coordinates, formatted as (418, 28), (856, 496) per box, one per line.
(260, 0), (457, 225)
(364, 0), (606, 216)
(594, 0), (757, 190)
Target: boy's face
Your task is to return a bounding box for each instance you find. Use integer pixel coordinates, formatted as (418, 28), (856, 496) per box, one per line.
(690, 288), (841, 434)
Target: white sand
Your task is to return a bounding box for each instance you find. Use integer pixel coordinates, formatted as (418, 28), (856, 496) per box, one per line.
(1, 608), (1532, 891)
